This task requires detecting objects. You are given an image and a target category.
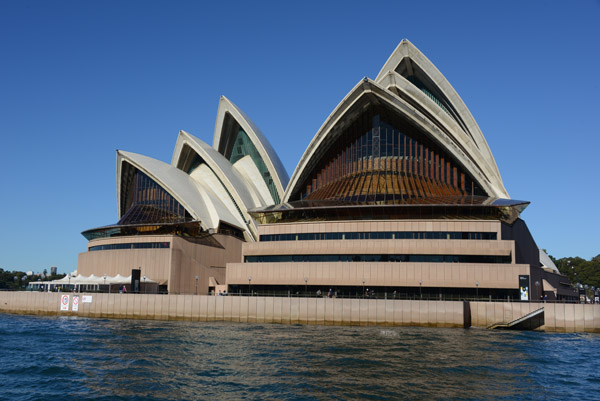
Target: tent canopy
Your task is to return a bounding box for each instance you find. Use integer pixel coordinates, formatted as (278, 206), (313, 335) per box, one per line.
(48, 274), (157, 286)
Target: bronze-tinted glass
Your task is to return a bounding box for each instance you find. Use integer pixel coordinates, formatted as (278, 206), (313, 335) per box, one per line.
(118, 169), (193, 225)
(293, 105), (484, 202)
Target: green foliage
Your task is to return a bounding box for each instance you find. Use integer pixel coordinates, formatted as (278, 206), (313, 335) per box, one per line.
(550, 254), (600, 289)
(0, 268), (65, 290)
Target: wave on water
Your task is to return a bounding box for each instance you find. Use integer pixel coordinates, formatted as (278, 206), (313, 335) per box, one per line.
(0, 314), (598, 400)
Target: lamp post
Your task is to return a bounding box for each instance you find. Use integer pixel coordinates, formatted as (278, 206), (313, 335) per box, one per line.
(475, 281), (479, 299)
(535, 281), (540, 301)
(419, 280), (422, 299)
(248, 276), (252, 296)
(362, 278), (365, 298)
(103, 274), (107, 293)
(68, 273), (71, 291)
(143, 275), (147, 294)
(195, 275), (199, 295)
(304, 277), (308, 296)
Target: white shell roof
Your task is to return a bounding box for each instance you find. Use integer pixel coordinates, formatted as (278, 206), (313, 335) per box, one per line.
(117, 150), (238, 231)
(188, 163), (248, 230)
(375, 39), (507, 197)
(233, 155), (275, 206)
(107, 39), (513, 243)
(172, 130), (271, 238)
(539, 249), (560, 274)
(284, 78), (508, 202)
(172, 130), (262, 210)
(285, 40), (510, 201)
(212, 96), (289, 200)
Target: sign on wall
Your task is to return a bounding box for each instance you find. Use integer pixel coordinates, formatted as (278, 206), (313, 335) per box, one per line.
(82, 295), (92, 303)
(60, 294), (70, 311)
(72, 295), (79, 311)
(519, 275), (529, 301)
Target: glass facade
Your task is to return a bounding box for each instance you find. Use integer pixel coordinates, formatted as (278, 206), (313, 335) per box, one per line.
(245, 254), (511, 264)
(118, 168), (193, 225)
(394, 58), (471, 137)
(260, 231), (497, 242)
(89, 242), (170, 251)
(228, 128), (280, 204)
(293, 105), (484, 202)
(251, 199), (528, 226)
(406, 76), (451, 116)
(82, 221), (208, 241)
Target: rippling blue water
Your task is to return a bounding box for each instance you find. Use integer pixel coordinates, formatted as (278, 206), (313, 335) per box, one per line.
(0, 314), (598, 400)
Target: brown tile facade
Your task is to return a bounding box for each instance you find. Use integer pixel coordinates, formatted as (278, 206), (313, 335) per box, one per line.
(78, 234), (243, 294)
(226, 219), (528, 292)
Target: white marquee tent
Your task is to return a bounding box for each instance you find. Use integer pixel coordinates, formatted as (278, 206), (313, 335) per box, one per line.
(27, 274), (158, 292)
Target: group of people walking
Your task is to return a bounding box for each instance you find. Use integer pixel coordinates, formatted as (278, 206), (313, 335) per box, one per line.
(316, 289), (335, 298)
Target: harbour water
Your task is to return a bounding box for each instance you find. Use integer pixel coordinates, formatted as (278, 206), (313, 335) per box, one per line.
(0, 314), (598, 400)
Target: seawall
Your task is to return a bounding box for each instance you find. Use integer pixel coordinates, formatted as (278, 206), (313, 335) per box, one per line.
(1, 292), (599, 332)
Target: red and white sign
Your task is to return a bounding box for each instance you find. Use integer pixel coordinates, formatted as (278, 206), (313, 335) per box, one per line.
(60, 294), (70, 311)
(72, 295), (80, 311)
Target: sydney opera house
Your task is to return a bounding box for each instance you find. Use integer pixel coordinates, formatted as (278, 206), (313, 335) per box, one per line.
(78, 40), (575, 301)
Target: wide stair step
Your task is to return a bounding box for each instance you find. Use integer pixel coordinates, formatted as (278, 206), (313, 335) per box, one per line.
(487, 307), (545, 330)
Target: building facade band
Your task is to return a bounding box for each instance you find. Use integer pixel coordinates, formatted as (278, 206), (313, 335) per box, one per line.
(77, 40), (576, 301)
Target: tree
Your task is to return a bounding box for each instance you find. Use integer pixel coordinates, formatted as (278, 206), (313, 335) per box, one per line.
(551, 254), (600, 290)
(0, 268), (64, 290)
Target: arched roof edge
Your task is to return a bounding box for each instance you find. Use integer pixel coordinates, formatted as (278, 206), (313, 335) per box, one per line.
(171, 131), (259, 239)
(377, 71), (508, 196)
(284, 79), (508, 202)
(374, 39), (503, 179)
(212, 96), (289, 198)
(116, 150), (216, 230)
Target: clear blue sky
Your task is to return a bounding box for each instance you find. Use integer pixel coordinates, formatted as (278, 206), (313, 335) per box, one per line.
(1, 1), (599, 274)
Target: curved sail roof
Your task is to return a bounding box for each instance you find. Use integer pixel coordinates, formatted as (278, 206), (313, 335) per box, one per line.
(116, 150), (240, 231)
(284, 78), (507, 202)
(86, 39), (517, 243)
(232, 155), (275, 206)
(171, 130), (265, 239)
(187, 164), (249, 231)
(212, 96), (289, 203)
(375, 39), (507, 196)
(172, 130), (262, 209)
(285, 41), (509, 202)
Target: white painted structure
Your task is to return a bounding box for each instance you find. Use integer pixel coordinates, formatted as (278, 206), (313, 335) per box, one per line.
(113, 97), (287, 241)
(79, 39), (574, 299)
(285, 39), (508, 202)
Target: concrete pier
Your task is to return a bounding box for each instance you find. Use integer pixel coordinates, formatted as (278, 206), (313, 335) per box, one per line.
(1, 292), (599, 332)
